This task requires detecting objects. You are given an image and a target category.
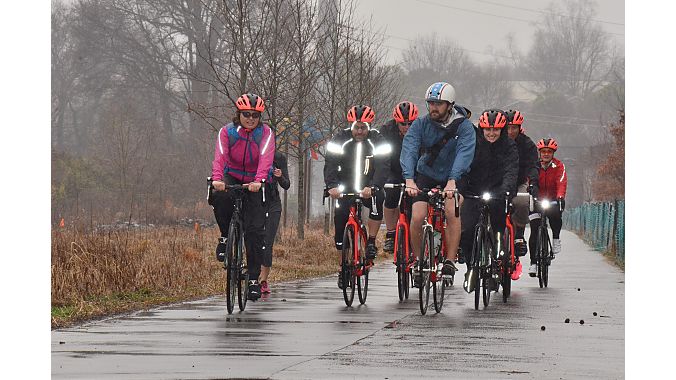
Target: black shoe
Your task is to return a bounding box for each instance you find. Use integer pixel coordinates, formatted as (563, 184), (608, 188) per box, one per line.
(442, 259), (457, 276)
(248, 280), (261, 301)
(366, 241), (378, 261)
(412, 260), (421, 288)
(383, 231), (395, 253)
(457, 248), (465, 264)
(337, 272), (346, 290)
(514, 239), (528, 257)
(216, 237), (227, 262)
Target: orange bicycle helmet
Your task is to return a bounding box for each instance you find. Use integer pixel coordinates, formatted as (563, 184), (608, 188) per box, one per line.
(235, 93), (265, 112)
(536, 138), (558, 151)
(347, 105), (375, 123)
(393, 101), (419, 123)
(478, 109), (507, 129)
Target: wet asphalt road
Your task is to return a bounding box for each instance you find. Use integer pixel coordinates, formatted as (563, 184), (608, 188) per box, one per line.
(52, 230), (624, 379)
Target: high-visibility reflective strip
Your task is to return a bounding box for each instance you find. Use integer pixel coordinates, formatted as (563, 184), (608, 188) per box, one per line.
(261, 130), (272, 154)
(559, 164), (566, 182)
(218, 127), (225, 154)
(354, 142), (362, 192)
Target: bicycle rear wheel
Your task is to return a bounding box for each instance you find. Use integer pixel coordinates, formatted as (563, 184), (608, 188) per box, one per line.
(237, 235), (248, 311)
(396, 226), (406, 301)
(341, 225), (356, 306)
(419, 227), (433, 315)
(225, 222), (239, 314)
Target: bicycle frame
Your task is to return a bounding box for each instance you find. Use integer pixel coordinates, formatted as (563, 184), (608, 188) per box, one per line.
(345, 198), (370, 276)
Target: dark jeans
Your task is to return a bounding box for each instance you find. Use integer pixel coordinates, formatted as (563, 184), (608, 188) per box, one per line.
(528, 207), (563, 264)
(211, 174), (269, 281)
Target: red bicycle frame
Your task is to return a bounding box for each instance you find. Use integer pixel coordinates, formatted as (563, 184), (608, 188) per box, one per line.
(346, 201), (372, 276)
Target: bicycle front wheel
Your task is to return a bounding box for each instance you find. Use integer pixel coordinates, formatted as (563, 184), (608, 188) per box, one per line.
(357, 230), (369, 305)
(225, 222), (239, 315)
(502, 227), (512, 302)
(419, 227), (433, 315)
(433, 239), (446, 313)
(396, 226), (407, 301)
(237, 234), (248, 311)
(536, 227), (548, 289)
(341, 225), (356, 306)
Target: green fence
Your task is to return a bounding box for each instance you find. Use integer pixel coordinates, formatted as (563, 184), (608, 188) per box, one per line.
(563, 200), (624, 262)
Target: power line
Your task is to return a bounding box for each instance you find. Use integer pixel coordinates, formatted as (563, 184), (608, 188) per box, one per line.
(471, 0), (624, 27)
(413, 0), (624, 37)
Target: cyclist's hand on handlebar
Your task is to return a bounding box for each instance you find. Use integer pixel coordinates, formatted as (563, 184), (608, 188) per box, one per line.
(213, 180), (226, 191)
(361, 186), (372, 199)
(405, 179), (419, 197)
(248, 181), (262, 192)
(328, 187), (341, 199)
(443, 179), (457, 198)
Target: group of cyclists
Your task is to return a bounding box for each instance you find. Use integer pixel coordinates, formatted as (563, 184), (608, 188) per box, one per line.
(209, 81), (568, 303)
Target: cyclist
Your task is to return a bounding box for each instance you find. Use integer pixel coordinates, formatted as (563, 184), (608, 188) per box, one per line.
(379, 101), (419, 254)
(324, 105), (391, 289)
(258, 151), (290, 294)
(400, 82), (476, 283)
(528, 138), (567, 276)
(211, 93), (275, 301)
(457, 109), (518, 288)
(504, 110), (539, 269)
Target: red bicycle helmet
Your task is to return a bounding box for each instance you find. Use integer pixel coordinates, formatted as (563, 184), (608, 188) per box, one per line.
(393, 101), (419, 123)
(235, 93), (265, 112)
(478, 109), (507, 129)
(347, 105), (375, 123)
(536, 138), (558, 151)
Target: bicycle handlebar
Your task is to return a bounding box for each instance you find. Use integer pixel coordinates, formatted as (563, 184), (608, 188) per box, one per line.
(384, 183), (460, 217)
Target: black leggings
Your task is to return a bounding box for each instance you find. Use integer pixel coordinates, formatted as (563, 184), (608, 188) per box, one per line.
(528, 208), (563, 264)
(459, 197), (507, 264)
(333, 187), (385, 250)
(210, 174), (269, 280)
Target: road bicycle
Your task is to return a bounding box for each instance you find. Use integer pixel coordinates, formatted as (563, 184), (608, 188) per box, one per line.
(208, 178), (254, 314)
(464, 192), (505, 310)
(323, 187), (375, 307)
(383, 183), (414, 302)
(416, 186), (459, 315)
(531, 198), (562, 288)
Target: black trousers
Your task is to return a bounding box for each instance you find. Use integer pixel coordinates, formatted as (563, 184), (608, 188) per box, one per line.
(459, 197), (507, 264)
(333, 187), (385, 250)
(211, 174), (269, 280)
(528, 207), (563, 264)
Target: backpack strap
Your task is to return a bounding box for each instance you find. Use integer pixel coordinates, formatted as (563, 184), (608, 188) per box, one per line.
(423, 117), (465, 166)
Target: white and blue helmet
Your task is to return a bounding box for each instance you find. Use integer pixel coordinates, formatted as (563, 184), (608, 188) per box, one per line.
(425, 82), (456, 104)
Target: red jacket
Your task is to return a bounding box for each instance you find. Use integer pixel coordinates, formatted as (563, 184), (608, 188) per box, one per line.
(538, 157), (567, 199)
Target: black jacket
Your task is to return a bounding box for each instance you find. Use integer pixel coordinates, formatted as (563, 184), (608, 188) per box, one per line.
(377, 119), (404, 180)
(270, 152), (290, 202)
(460, 126), (519, 197)
(323, 128), (391, 191)
(514, 133), (539, 191)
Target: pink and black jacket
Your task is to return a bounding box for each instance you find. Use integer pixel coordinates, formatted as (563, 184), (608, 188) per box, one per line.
(211, 122), (276, 183)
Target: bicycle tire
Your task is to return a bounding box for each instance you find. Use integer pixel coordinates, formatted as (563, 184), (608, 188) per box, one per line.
(357, 229), (369, 305)
(225, 222), (239, 314)
(341, 225), (356, 306)
(396, 226), (406, 301)
(473, 227), (483, 310)
(502, 227), (512, 302)
(419, 226), (433, 315)
(433, 237), (445, 313)
(237, 233), (248, 311)
(542, 228), (550, 288)
(536, 226), (545, 288)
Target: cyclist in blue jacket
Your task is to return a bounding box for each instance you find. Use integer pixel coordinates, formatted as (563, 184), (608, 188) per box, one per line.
(400, 82), (476, 283)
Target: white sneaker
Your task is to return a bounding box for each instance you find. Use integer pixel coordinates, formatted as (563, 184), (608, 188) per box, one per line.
(528, 264), (537, 277)
(552, 239), (561, 255)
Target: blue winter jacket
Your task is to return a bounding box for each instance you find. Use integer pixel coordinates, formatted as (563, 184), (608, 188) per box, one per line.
(400, 107), (476, 183)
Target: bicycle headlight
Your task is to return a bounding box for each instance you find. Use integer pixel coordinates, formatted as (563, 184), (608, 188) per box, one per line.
(482, 192), (491, 201)
(541, 200), (551, 209)
(338, 184), (345, 192)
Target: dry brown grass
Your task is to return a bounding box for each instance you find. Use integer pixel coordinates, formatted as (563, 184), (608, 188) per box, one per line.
(51, 224), (365, 328)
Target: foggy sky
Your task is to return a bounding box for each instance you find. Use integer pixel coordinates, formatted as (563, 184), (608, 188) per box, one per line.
(354, 0), (625, 65)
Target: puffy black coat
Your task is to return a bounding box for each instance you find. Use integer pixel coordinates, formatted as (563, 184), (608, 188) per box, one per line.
(323, 128), (391, 191)
(377, 119), (404, 180)
(514, 132), (539, 192)
(460, 126), (519, 197)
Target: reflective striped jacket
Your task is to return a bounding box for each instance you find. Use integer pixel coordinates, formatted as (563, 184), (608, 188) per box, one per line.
(211, 122), (275, 183)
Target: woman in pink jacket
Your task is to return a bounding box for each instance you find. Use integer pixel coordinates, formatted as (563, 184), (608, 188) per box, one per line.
(210, 93), (275, 301)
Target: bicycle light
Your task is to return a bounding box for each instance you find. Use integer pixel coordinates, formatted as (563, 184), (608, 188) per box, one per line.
(482, 192), (491, 201)
(541, 200), (551, 209)
(338, 184), (345, 193)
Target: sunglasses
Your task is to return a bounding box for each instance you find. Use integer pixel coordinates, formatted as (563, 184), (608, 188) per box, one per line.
(241, 111), (261, 119)
(398, 121), (412, 126)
